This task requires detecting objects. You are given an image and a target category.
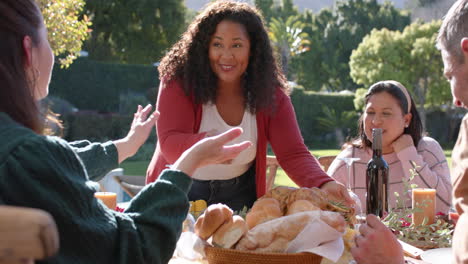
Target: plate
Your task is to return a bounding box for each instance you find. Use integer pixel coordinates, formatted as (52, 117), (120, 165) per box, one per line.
(420, 248), (452, 264)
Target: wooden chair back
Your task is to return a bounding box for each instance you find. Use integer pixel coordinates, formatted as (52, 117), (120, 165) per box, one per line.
(317, 155), (337, 173)
(266, 155), (279, 191)
(0, 206), (59, 264)
(265, 155), (337, 191)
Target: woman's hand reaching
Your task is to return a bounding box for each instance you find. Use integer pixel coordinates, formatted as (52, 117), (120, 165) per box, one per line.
(172, 127), (252, 176)
(113, 104), (159, 163)
(320, 181), (355, 207)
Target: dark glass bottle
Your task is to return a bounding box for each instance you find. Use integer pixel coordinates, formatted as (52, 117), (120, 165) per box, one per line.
(366, 128), (389, 217)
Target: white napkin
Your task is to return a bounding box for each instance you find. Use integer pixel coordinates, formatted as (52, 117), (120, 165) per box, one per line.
(174, 232), (208, 260)
(286, 219), (344, 263)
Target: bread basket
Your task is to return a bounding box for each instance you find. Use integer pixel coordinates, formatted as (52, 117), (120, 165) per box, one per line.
(205, 246), (322, 264)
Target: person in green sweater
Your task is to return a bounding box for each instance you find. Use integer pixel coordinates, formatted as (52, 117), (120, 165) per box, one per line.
(0, 0), (252, 263)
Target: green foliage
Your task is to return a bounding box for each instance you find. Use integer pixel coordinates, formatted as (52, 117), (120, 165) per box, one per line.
(417, 0), (437, 7)
(349, 20), (452, 127)
(118, 93), (150, 115)
(83, 0), (186, 64)
(49, 58), (159, 112)
(290, 88), (357, 148)
(294, 0), (410, 91)
(120, 160), (151, 175)
(316, 106), (358, 147)
(384, 163), (454, 248)
(254, 0), (275, 23)
(254, 0), (299, 24)
(37, 0), (91, 68)
(63, 111), (156, 158)
(63, 112), (133, 141)
(268, 16), (310, 76)
(353, 88), (368, 111)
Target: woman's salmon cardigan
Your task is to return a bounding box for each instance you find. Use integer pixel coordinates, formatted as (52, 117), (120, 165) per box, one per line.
(146, 79), (333, 198)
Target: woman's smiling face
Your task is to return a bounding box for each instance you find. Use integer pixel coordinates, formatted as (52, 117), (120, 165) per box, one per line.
(363, 91), (411, 153)
(208, 20), (250, 86)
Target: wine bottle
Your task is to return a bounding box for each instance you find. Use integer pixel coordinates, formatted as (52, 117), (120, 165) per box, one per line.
(366, 128), (389, 217)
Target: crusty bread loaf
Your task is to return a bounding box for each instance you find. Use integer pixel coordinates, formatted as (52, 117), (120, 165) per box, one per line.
(194, 203), (233, 240)
(286, 187), (329, 210)
(212, 215), (248, 249)
(263, 186), (297, 213)
(235, 211), (346, 253)
(245, 198), (282, 229)
(286, 199), (320, 216)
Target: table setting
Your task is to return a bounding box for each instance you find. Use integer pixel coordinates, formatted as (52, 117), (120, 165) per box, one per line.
(95, 182), (455, 264)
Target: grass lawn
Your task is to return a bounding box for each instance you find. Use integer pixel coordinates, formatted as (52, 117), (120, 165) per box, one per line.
(273, 149), (341, 187)
(120, 149), (342, 176)
(120, 148), (453, 186)
(120, 160), (150, 176)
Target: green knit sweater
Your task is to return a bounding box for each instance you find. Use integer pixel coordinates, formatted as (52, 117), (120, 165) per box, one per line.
(0, 112), (192, 264)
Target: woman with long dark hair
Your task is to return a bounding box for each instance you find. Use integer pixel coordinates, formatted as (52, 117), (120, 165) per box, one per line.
(146, 0), (351, 211)
(328, 80), (452, 212)
(0, 0), (251, 262)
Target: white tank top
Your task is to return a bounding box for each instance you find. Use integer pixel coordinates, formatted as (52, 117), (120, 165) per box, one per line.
(192, 103), (257, 180)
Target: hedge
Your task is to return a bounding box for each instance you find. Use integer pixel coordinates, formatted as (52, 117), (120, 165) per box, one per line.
(290, 88), (356, 148)
(61, 111), (157, 161)
(49, 58), (159, 113)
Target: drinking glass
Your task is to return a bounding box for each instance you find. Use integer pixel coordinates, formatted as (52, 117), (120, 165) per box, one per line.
(338, 157), (364, 224)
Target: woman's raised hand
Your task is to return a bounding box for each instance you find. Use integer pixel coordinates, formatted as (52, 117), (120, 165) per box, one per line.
(113, 104), (159, 163)
(172, 128), (252, 176)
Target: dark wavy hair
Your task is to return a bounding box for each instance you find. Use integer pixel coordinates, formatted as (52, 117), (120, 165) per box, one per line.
(0, 0), (43, 133)
(0, 0), (61, 135)
(158, 0), (288, 113)
(355, 81), (423, 149)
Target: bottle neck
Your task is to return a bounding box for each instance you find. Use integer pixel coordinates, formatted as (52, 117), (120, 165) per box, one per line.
(371, 128), (383, 158)
(372, 148), (382, 158)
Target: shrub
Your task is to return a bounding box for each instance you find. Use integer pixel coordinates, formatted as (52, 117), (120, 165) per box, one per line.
(290, 88), (356, 148)
(49, 58), (159, 113)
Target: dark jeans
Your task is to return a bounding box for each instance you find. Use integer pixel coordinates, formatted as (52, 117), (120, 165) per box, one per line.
(188, 165), (257, 211)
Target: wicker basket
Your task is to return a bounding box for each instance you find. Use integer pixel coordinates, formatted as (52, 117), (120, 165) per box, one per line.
(205, 246), (322, 264)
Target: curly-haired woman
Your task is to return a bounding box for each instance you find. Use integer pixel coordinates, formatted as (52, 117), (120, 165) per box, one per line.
(146, 0), (351, 211)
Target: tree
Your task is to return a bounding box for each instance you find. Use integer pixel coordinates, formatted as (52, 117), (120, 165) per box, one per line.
(37, 0), (91, 68)
(317, 106), (357, 147)
(254, 0), (275, 23)
(292, 9), (334, 91)
(254, 0), (299, 24)
(83, 0), (186, 64)
(294, 0), (410, 91)
(268, 16), (310, 77)
(349, 20), (452, 128)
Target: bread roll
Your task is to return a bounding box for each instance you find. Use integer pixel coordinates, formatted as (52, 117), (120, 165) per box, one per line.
(286, 187), (329, 209)
(286, 199), (320, 216)
(235, 211), (346, 252)
(194, 203), (233, 240)
(212, 215), (248, 249)
(245, 198), (282, 229)
(263, 186), (297, 213)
